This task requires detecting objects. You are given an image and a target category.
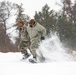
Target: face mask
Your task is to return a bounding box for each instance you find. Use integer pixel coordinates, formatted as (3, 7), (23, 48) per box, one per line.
(30, 25), (32, 27)
(30, 24), (33, 27)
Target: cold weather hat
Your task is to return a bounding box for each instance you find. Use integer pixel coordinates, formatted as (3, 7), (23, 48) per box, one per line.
(29, 19), (35, 25)
(19, 20), (24, 25)
(18, 20), (24, 27)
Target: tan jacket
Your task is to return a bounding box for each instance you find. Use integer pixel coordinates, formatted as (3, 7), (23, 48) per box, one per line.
(27, 23), (46, 42)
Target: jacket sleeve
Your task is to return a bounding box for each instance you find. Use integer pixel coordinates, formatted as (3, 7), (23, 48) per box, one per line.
(38, 23), (46, 37)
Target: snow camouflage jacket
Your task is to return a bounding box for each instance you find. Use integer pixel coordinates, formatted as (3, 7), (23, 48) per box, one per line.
(19, 25), (30, 42)
(27, 22), (46, 42)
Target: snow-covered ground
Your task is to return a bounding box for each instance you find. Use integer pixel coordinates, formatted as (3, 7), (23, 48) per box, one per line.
(0, 33), (76, 75)
(0, 52), (76, 75)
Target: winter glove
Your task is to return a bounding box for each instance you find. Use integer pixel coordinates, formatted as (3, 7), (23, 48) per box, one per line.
(41, 36), (45, 40)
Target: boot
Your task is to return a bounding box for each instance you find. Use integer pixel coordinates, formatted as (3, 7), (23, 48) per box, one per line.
(39, 56), (45, 62)
(29, 57), (37, 63)
(22, 53), (30, 59)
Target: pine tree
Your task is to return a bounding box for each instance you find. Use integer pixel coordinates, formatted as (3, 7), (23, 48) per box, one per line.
(34, 4), (56, 34)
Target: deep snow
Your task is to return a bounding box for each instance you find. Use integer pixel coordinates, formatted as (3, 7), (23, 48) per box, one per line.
(0, 33), (76, 75)
(0, 52), (76, 75)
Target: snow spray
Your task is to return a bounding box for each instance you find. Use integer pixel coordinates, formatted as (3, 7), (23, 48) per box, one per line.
(37, 32), (75, 62)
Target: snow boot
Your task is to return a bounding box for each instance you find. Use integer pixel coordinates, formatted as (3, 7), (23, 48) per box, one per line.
(39, 56), (45, 62)
(29, 57), (37, 63)
(22, 53), (30, 60)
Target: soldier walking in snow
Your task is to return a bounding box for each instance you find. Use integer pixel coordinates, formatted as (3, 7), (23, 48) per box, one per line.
(18, 20), (30, 59)
(27, 19), (46, 63)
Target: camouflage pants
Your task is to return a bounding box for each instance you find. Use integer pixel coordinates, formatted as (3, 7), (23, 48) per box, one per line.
(30, 39), (39, 58)
(18, 40), (30, 55)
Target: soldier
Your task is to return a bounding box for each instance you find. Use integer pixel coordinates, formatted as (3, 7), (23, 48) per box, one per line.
(27, 19), (46, 63)
(18, 20), (30, 59)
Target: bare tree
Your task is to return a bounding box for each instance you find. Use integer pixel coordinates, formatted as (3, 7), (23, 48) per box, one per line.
(0, 1), (17, 33)
(0, 1), (17, 52)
